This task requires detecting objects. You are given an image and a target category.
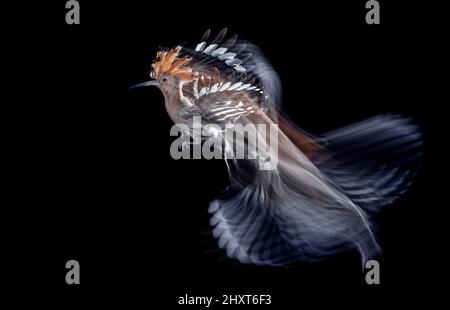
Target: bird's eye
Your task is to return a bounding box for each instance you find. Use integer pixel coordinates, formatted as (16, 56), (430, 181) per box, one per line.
(162, 77), (168, 83)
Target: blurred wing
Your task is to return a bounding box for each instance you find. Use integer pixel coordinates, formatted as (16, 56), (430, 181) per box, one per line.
(208, 114), (422, 266)
(209, 188), (301, 266)
(316, 114), (423, 213)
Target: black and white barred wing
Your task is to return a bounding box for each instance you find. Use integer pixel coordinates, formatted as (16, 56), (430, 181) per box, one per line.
(195, 90), (263, 127)
(201, 100), (257, 124)
(316, 114), (423, 213)
(185, 28), (282, 110)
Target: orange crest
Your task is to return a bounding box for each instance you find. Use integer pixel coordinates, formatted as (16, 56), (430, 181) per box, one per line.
(150, 46), (197, 81)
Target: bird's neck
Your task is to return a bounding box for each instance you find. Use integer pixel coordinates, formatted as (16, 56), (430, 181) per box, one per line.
(163, 82), (194, 123)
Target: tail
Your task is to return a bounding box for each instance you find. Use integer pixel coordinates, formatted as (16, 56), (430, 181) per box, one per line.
(318, 114), (423, 213)
(208, 114), (422, 266)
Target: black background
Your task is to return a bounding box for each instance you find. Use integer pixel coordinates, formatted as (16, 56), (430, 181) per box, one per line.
(8, 0), (447, 306)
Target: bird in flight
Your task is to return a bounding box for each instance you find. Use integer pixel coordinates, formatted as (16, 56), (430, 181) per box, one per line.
(131, 28), (422, 266)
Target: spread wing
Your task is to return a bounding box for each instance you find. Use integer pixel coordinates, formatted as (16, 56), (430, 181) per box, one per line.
(316, 115), (423, 213)
(179, 28), (282, 112)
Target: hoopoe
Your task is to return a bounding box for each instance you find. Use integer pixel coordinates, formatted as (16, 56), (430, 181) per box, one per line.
(131, 29), (422, 266)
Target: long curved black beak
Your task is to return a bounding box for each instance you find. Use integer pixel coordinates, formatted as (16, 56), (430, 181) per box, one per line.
(128, 80), (158, 89)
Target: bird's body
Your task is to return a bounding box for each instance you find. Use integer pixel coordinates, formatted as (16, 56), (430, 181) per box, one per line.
(132, 29), (422, 266)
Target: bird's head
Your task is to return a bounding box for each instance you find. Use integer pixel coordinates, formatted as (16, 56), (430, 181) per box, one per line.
(130, 46), (197, 98)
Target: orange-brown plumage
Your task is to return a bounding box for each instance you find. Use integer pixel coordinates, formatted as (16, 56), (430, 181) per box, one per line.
(151, 46), (197, 81)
